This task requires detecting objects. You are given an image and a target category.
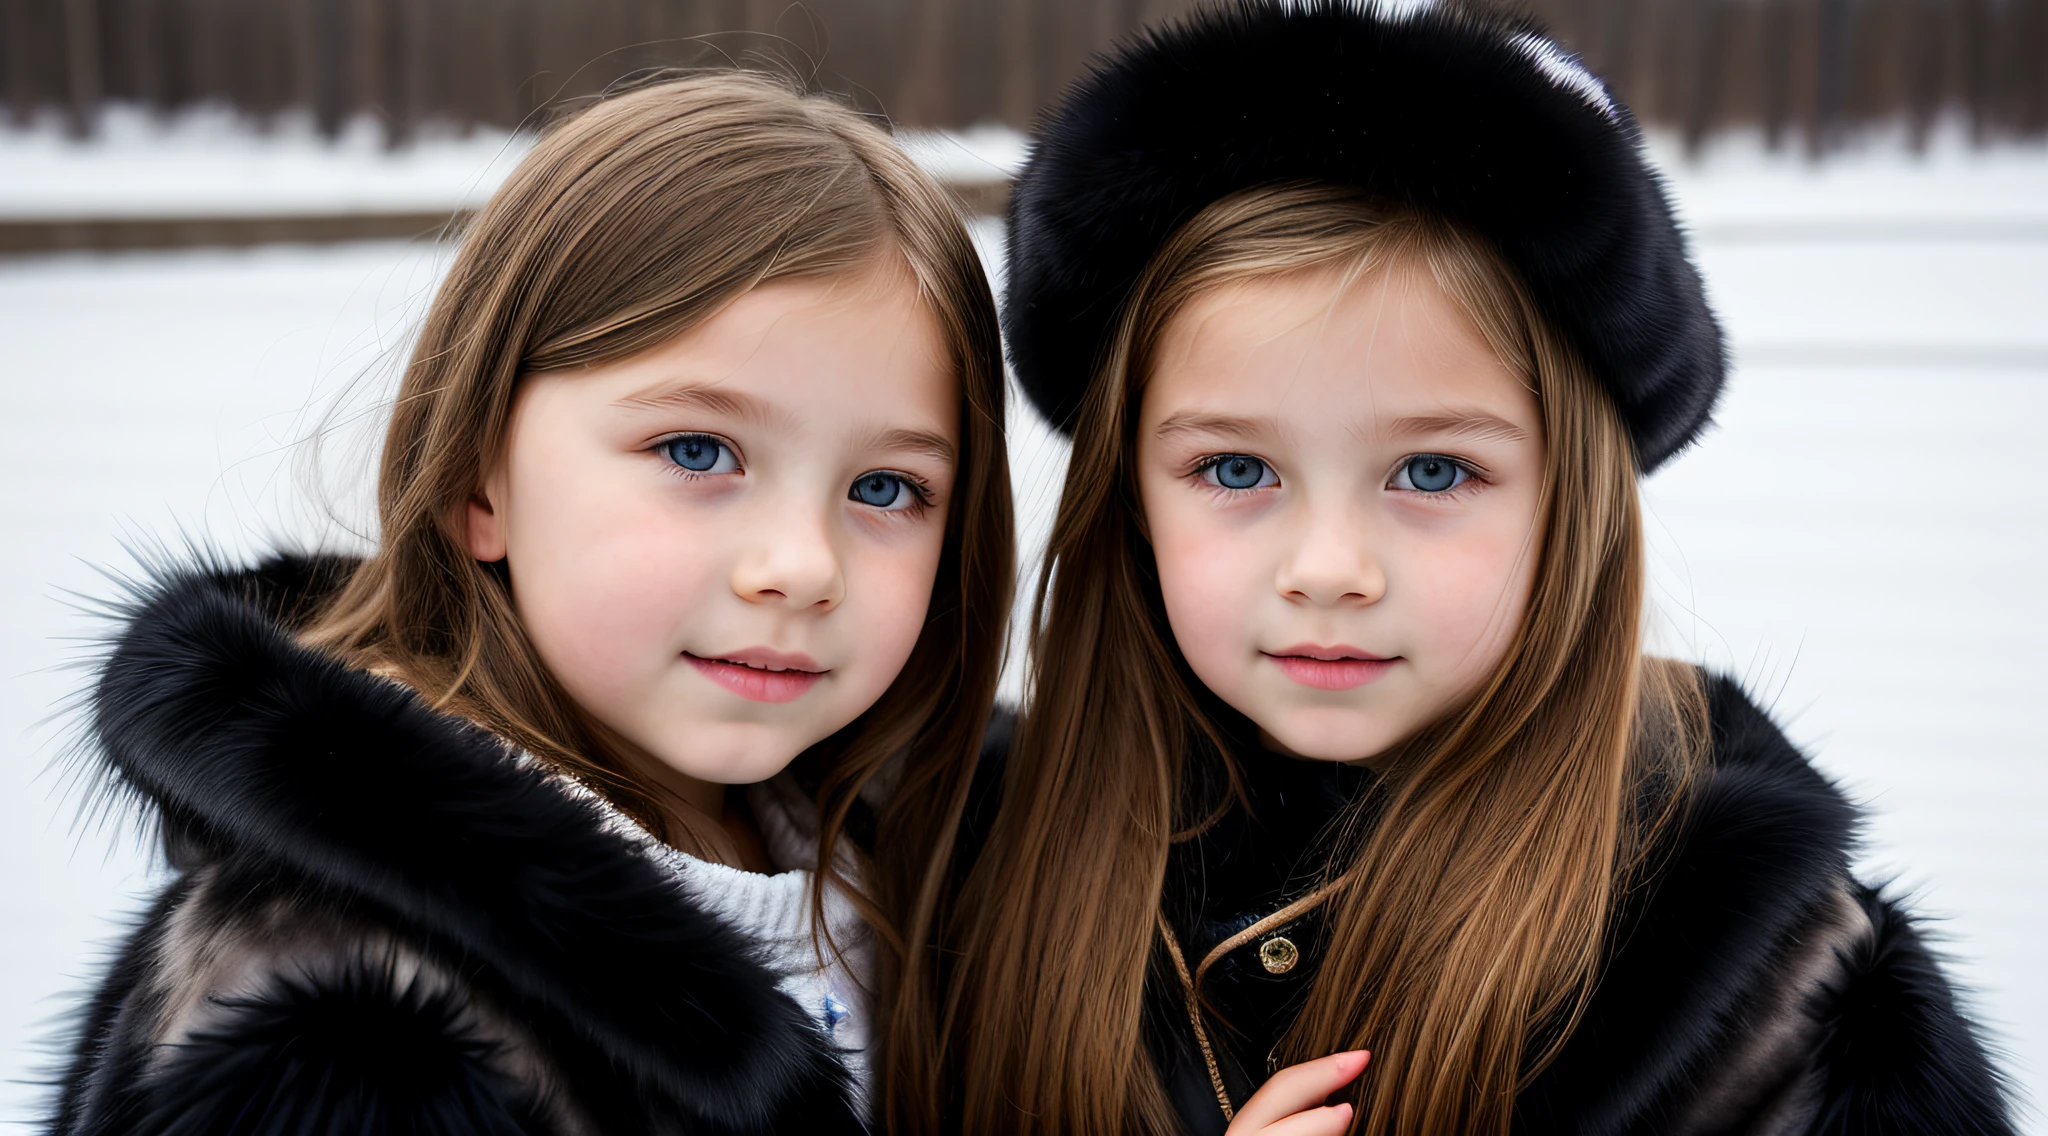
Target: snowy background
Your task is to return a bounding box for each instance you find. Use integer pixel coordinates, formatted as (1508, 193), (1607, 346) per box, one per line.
(1, 114), (2042, 1128)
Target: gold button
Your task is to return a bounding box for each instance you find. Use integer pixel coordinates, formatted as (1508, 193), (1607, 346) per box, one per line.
(1258, 935), (1299, 974)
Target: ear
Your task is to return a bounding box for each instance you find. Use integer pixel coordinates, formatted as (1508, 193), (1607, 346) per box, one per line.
(460, 472), (509, 563)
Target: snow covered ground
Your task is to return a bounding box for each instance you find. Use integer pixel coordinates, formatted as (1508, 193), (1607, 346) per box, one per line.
(0, 106), (525, 220)
(1, 118), (2043, 1127)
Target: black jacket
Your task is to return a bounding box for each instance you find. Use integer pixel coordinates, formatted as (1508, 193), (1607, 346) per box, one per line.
(48, 555), (867, 1135)
(968, 677), (2014, 1135)
(1142, 675), (2015, 1135)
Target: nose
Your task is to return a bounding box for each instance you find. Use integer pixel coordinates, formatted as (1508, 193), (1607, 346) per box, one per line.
(1273, 497), (1385, 608)
(730, 496), (845, 611)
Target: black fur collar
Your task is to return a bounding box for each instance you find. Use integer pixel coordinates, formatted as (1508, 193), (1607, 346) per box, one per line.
(87, 553), (857, 1130)
(1519, 674), (1861, 1129)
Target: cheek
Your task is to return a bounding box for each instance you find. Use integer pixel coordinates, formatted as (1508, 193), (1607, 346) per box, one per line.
(503, 463), (718, 692)
(1404, 511), (1540, 681)
(1145, 491), (1265, 679)
(840, 520), (948, 688)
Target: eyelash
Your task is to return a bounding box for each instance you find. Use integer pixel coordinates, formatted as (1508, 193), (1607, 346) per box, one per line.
(653, 432), (743, 481)
(649, 434), (938, 517)
(1187, 453), (1279, 495)
(1181, 452), (1490, 498)
(853, 470), (939, 517)
(1387, 453), (1487, 499)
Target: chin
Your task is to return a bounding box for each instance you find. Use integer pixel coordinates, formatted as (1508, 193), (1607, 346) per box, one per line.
(1261, 708), (1401, 764)
(646, 720), (823, 786)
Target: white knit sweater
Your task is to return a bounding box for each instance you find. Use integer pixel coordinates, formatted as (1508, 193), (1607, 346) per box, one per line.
(566, 771), (877, 1113)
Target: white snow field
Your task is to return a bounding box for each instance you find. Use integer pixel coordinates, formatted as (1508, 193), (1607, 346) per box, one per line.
(1, 118), (2043, 1128)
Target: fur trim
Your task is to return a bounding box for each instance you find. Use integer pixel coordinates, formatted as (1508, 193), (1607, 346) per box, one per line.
(1807, 889), (2016, 1135)
(1003, 0), (1725, 472)
(1519, 674), (1863, 1130)
(53, 553), (864, 1134)
(1520, 675), (2014, 1133)
(127, 955), (544, 1136)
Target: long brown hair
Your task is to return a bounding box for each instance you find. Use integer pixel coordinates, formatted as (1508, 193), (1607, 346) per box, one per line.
(939, 184), (1703, 1135)
(299, 71), (1013, 1127)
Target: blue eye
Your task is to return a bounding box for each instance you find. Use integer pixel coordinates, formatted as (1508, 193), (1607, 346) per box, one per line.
(1203, 455), (1276, 491)
(850, 472), (919, 511)
(1393, 455), (1469, 493)
(662, 434), (739, 475)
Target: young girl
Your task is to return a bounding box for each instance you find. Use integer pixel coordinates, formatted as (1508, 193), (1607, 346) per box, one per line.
(50, 72), (1012, 1133)
(940, 4), (2014, 1135)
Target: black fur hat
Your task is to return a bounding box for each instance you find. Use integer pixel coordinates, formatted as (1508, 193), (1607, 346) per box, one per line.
(1003, 0), (1725, 473)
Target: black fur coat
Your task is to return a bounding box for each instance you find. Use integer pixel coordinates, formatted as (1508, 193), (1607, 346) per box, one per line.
(1136, 676), (2016, 1135)
(48, 556), (867, 1135)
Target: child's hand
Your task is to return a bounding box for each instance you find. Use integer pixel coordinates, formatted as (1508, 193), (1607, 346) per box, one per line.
(1224, 1050), (1370, 1135)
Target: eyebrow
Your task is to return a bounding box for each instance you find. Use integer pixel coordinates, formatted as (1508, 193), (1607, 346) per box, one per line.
(859, 426), (957, 467)
(1385, 412), (1531, 444)
(1153, 408), (1529, 448)
(611, 381), (792, 429)
(1152, 411), (1283, 443)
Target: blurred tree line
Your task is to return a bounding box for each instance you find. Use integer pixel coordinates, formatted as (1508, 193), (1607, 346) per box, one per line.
(3, 0), (2043, 152)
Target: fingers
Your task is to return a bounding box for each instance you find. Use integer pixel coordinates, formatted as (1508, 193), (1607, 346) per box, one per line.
(1262, 1103), (1355, 1136)
(1226, 1050), (1370, 1134)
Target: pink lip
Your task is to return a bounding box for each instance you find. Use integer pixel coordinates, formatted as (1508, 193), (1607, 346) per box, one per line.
(684, 648), (827, 704)
(1263, 644), (1398, 691)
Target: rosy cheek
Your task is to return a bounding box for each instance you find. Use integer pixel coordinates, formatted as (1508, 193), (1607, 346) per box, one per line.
(508, 476), (708, 690)
(1410, 531), (1532, 679)
(586, 545), (702, 648)
(869, 577), (930, 664)
(838, 538), (942, 693)
(1151, 509), (1257, 681)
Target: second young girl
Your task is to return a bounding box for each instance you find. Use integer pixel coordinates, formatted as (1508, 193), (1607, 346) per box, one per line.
(940, 4), (2014, 1135)
(51, 73), (1011, 1133)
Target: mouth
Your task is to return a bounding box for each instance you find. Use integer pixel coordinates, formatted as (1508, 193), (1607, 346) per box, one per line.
(1262, 644), (1398, 692)
(684, 649), (828, 704)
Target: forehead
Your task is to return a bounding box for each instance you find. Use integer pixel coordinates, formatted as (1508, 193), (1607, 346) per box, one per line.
(698, 260), (946, 371)
(604, 262), (958, 435)
(1144, 263), (1533, 431)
